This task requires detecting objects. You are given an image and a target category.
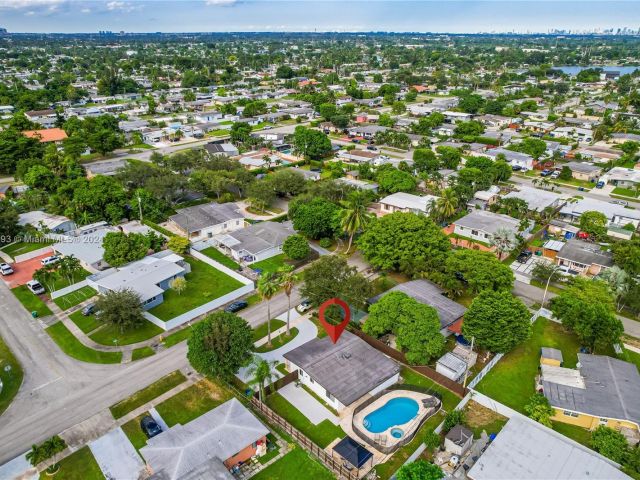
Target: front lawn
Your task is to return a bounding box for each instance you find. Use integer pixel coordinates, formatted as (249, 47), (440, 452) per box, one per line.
(255, 328), (299, 353)
(156, 378), (233, 427)
(264, 392), (345, 448)
(132, 346), (155, 361)
(475, 318), (581, 412)
(46, 322), (122, 364)
(252, 319), (286, 342)
(109, 370), (187, 419)
(50, 269), (92, 292)
(162, 325), (194, 347)
(148, 257), (244, 321)
(39, 446), (104, 480)
(251, 254), (287, 275)
(0, 334), (23, 416)
(199, 246), (240, 270)
(53, 286), (96, 310)
(1, 239), (53, 257)
(121, 414), (149, 452)
(252, 448), (334, 480)
(68, 310), (101, 334)
(89, 321), (164, 346)
(11, 286), (53, 317)
(612, 187), (639, 198)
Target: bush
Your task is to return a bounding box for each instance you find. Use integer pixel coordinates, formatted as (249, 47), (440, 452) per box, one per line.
(319, 237), (332, 248)
(424, 430), (442, 451)
(591, 426), (630, 464)
(283, 234), (310, 260)
(167, 236), (190, 254)
(443, 409), (465, 433)
(524, 393), (554, 427)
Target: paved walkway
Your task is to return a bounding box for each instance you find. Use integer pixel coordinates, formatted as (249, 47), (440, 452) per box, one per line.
(279, 382), (340, 426)
(89, 428), (146, 480)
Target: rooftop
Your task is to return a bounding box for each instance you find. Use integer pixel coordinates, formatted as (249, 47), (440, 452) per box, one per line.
(169, 202), (244, 232)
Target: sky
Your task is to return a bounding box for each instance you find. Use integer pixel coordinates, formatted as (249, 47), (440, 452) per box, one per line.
(1, 0), (640, 34)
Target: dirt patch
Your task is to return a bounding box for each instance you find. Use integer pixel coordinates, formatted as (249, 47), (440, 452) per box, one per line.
(464, 400), (508, 429)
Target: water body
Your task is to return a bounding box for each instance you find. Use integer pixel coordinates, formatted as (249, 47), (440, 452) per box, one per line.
(363, 397), (419, 433)
(554, 65), (640, 75)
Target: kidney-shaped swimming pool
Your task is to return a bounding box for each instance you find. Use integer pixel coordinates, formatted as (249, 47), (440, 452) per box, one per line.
(362, 397), (419, 433)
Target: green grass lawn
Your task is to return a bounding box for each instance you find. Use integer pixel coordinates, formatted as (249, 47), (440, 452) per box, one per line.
(251, 254), (287, 275)
(1, 239), (53, 257)
(132, 346), (155, 361)
(53, 286), (96, 310)
(552, 421), (592, 447)
(252, 319), (286, 342)
(68, 310), (101, 334)
(162, 325), (194, 347)
(199, 246), (240, 270)
(399, 366), (461, 412)
(50, 269), (92, 292)
(89, 321), (164, 346)
(121, 414), (149, 452)
(252, 448), (334, 480)
(475, 318), (581, 412)
(0, 334), (23, 416)
(40, 446), (104, 480)
(612, 187), (639, 198)
(156, 379), (233, 427)
(255, 328), (299, 353)
(265, 392), (345, 448)
(148, 257), (244, 321)
(11, 285), (53, 317)
(110, 371), (187, 419)
(46, 322), (123, 364)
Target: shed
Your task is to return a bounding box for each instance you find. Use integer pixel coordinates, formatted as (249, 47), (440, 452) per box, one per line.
(541, 347), (563, 367)
(444, 424), (474, 456)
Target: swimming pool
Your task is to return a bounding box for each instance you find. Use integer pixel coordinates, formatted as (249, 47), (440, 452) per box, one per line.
(362, 397), (419, 433)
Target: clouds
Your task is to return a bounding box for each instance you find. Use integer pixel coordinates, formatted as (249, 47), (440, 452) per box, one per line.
(205, 0), (237, 5)
(106, 1), (137, 12)
(0, 0), (64, 9)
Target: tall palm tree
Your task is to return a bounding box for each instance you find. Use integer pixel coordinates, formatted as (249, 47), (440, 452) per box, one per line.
(490, 227), (516, 260)
(246, 356), (277, 402)
(277, 265), (297, 336)
(257, 272), (280, 346)
(340, 190), (372, 253)
(433, 188), (459, 222)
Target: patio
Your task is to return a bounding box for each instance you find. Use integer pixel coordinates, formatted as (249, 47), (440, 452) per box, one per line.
(279, 382), (340, 426)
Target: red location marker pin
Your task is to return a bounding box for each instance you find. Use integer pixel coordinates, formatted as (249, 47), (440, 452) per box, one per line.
(318, 298), (351, 344)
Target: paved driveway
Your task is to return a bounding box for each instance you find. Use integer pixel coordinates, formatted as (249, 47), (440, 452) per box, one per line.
(2, 252), (53, 288)
(89, 428), (145, 480)
(279, 382), (340, 426)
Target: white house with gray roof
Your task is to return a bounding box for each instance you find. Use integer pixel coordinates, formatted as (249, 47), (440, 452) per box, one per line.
(453, 210), (530, 244)
(283, 331), (400, 412)
(559, 197), (640, 229)
(502, 185), (565, 212)
(212, 221), (295, 264)
(379, 192), (438, 216)
(168, 202), (245, 241)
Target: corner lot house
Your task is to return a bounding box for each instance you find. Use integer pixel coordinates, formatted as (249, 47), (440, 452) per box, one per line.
(468, 416), (630, 480)
(213, 221), (295, 264)
(539, 354), (640, 439)
(602, 167), (640, 189)
(168, 202), (245, 241)
(86, 251), (187, 309)
(379, 192), (438, 216)
(283, 331), (400, 412)
(140, 398), (269, 479)
(453, 210), (528, 244)
(555, 239), (614, 276)
(18, 211), (76, 233)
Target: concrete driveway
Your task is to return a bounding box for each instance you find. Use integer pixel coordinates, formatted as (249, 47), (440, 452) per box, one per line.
(89, 428), (145, 480)
(279, 382), (340, 426)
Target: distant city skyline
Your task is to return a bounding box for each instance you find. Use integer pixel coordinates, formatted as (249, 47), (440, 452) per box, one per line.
(1, 1), (640, 34)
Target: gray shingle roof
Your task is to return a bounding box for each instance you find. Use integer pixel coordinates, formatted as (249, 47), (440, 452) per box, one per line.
(556, 239), (614, 267)
(169, 202), (243, 232)
(369, 279), (466, 329)
(542, 354), (640, 426)
(454, 210), (520, 236)
(219, 221), (294, 256)
(283, 331), (399, 406)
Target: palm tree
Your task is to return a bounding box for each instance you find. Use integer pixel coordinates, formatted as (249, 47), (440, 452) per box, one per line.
(433, 188), (459, 222)
(246, 356), (277, 402)
(257, 272), (280, 346)
(340, 190), (372, 253)
(277, 265), (297, 336)
(490, 227), (516, 260)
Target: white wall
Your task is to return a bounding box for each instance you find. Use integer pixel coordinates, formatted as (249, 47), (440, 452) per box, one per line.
(294, 366), (345, 411)
(369, 372), (400, 397)
(453, 224), (491, 243)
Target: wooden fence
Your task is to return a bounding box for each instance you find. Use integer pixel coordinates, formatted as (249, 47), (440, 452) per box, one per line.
(250, 397), (360, 480)
(349, 328), (468, 397)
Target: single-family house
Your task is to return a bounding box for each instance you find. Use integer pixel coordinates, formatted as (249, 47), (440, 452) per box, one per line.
(442, 111), (473, 124)
(502, 186), (564, 212)
(468, 186), (501, 211)
(140, 398), (269, 479)
(338, 149), (381, 164)
(213, 221), (295, 264)
(564, 161), (602, 182)
(453, 210), (529, 244)
(204, 142), (239, 157)
(23, 128), (68, 144)
(86, 251), (187, 310)
(485, 147), (534, 170)
(379, 192), (438, 216)
(168, 202), (245, 241)
(283, 331), (400, 412)
(336, 177), (379, 193)
(575, 146), (622, 164)
(551, 126), (593, 143)
(85, 159), (127, 178)
(347, 125), (388, 139)
(555, 239), (614, 276)
(601, 167), (640, 189)
(559, 198), (640, 228)
(18, 211), (76, 233)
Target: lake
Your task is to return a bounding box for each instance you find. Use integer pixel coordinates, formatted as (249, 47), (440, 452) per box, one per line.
(554, 65), (640, 75)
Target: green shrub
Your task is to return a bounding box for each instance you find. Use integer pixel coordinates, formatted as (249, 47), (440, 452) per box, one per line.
(319, 238), (332, 248)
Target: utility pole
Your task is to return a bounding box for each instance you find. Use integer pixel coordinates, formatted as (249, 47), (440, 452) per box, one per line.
(137, 193), (143, 223)
(463, 336), (475, 389)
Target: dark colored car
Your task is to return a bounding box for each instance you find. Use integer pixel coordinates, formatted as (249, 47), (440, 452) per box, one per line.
(81, 303), (96, 316)
(225, 300), (248, 313)
(516, 251), (532, 263)
(540, 169), (552, 177)
(366, 145), (378, 151)
(511, 165), (522, 171)
(140, 415), (162, 438)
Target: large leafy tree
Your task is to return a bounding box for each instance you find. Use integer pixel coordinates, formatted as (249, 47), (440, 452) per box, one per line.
(0, 200), (21, 246)
(376, 166), (417, 193)
(579, 211), (608, 239)
(550, 278), (623, 351)
(364, 291), (444, 364)
(282, 234), (310, 260)
(442, 249), (514, 294)
(462, 290), (531, 352)
(95, 289), (146, 333)
(396, 460), (444, 480)
(358, 212), (451, 276)
(524, 393), (555, 427)
(292, 197), (341, 240)
(591, 426), (630, 464)
(292, 126), (332, 160)
(187, 311), (253, 379)
(612, 238), (640, 276)
(102, 232), (150, 267)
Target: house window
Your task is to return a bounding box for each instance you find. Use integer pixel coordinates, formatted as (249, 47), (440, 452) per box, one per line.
(599, 418), (608, 424)
(326, 392), (334, 401)
(563, 410), (579, 418)
(208, 232), (213, 238)
(471, 230), (478, 236)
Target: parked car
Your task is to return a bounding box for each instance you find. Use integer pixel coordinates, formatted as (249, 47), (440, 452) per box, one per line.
(366, 145), (378, 151)
(296, 299), (312, 313)
(41, 255), (60, 266)
(611, 200), (628, 206)
(26, 280), (45, 295)
(516, 251), (533, 263)
(140, 415), (162, 439)
(0, 263), (14, 275)
(511, 165), (523, 171)
(540, 169), (552, 177)
(596, 181), (605, 189)
(81, 303), (97, 316)
(577, 231), (590, 239)
(550, 171), (560, 179)
(225, 300), (248, 313)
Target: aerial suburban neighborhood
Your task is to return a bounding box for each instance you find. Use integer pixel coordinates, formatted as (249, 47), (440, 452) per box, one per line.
(1, 4), (640, 480)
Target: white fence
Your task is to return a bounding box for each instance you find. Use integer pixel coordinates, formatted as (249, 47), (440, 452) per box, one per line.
(467, 353), (504, 390)
(49, 280), (89, 300)
(189, 248), (253, 286)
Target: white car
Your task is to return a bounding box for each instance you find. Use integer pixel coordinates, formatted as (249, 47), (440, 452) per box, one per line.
(26, 280), (45, 295)
(550, 171), (560, 179)
(0, 263), (14, 275)
(296, 300), (312, 314)
(41, 255), (60, 266)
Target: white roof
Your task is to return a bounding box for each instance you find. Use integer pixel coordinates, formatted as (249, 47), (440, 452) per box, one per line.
(380, 192), (438, 213)
(541, 364), (586, 389)
(561, 198), (640, 222)
(18, 211), (74, 231)
(503, 186), (564, 212)
(468, 416), (630, 480)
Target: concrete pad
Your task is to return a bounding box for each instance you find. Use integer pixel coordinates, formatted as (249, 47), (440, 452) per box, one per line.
(0, 453), (38, 480)
(89, 428), (145, 480)
(60, 409), (116, 450)
(279, 382), (339, 426)
(149, 407), (169, 432)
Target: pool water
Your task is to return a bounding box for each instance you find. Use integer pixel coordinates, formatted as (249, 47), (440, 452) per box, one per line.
(363, 397), (419, 433)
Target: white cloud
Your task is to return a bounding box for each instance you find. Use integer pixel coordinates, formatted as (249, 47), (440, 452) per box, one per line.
(80, 6), (90, 13)
(0, 0), (64, 9)
(205, 0), (237, 5)
(106, 1), (137, 12)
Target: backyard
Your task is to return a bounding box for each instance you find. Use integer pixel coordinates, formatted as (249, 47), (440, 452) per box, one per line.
(252, 448), (334, 480)
(148, 256), (244, 321)
(199, 246), (240, 270)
